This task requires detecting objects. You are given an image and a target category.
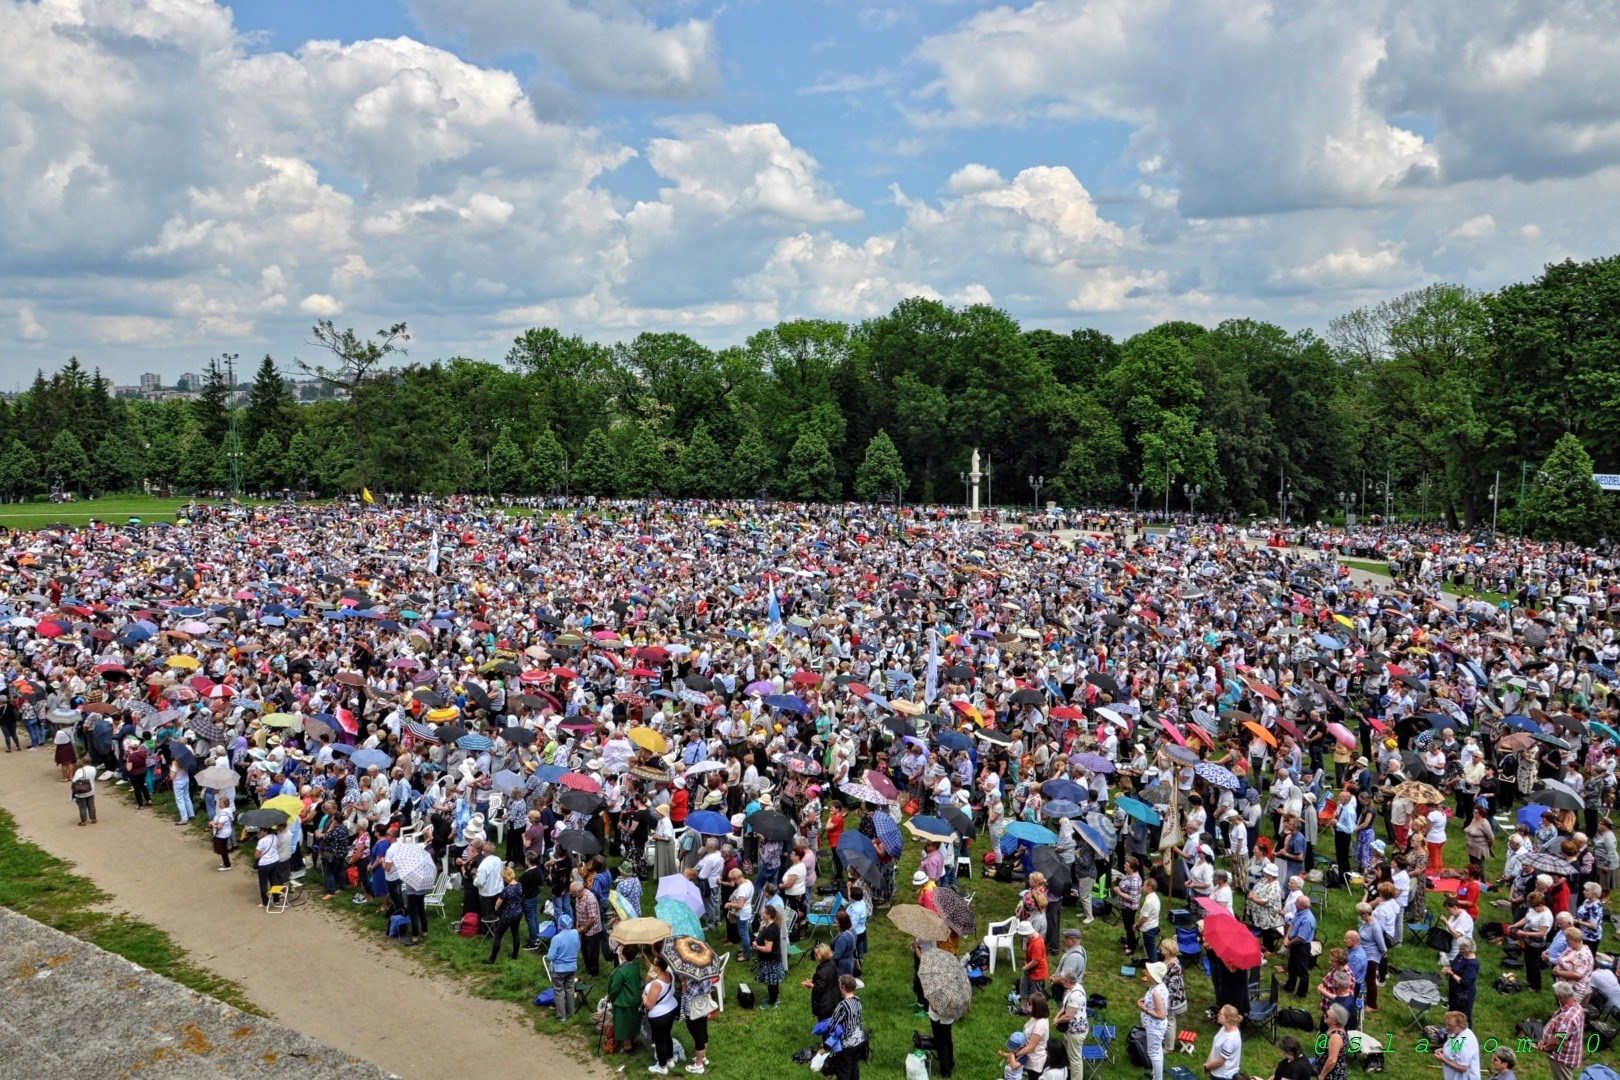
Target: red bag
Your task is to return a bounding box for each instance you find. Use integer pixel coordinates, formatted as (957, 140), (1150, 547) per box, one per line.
(458, 912), (482, 937)
(903, 796), (921, 817)
(346, 866), (361, 888)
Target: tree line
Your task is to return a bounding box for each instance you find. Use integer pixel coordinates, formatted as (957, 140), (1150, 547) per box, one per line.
(4, 254), (1618, 542)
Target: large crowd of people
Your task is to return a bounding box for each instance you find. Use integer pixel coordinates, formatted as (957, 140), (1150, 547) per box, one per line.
(1, 498), (1617, 1080)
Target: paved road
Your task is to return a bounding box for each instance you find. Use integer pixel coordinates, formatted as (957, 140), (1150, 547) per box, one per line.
(0, 753), (605, 1080)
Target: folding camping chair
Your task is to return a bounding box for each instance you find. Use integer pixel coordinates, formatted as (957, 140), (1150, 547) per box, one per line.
(1245, 972), (1279, 1043)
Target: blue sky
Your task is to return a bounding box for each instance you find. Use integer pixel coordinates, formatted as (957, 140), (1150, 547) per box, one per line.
(3, 0), (1619, 381)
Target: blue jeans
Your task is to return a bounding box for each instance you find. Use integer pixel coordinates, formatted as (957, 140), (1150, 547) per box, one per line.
(204, 790), (218, 822)
(1143, 926), (1160, 960)
(174, 781), (194, 823)
(24, 716), (44, 748)
(522, 897), (541, 943)
(755, 863), (782, 897)
(737, 915), (753, 959)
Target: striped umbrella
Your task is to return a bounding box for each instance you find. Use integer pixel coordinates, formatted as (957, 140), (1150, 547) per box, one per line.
(456, 733), (493, 751)
(403, 719), (441, 743)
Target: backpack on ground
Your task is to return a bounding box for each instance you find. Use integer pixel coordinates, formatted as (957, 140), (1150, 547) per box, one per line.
(458, 912), (482, 937)
(1126, 1025), (1151, 1067)
(1278, 1007), (1315, 1030)
(387, 914), (411, 938)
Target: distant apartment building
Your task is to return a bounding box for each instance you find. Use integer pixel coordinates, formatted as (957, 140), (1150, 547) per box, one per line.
(140, 372), (162, 390)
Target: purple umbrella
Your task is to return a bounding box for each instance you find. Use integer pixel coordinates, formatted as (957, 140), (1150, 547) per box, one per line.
(656, 874), (705, 918)
(1071, 752), (1115, 774)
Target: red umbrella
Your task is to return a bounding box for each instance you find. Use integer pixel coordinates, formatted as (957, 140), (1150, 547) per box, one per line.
(628, 667), (659, 678)
(1272, 714), (1304, 741)
(560, 772), (602, 793)
(1184, 724), (1215, 749)
(848, 682), (872, 699)
(1193, 897), (1227, 917)
(519, 669), (547, 685)
(36, 621), (66, 638)
(551, 667), (579, 681)
(1326, 722), (1356, 749)
(1244, 678), (1281, 703)
(1202, 912), (1263, 969)
(865, 769), (900, 802)
(638, 646), (669, 663)
(791, 671), (823, 687)
(1051, 705), (1084, 720)
(1159, 715), (1187, 746)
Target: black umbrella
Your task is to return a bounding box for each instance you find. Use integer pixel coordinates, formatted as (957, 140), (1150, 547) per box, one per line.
(559, 789), (605, 815)
(841, 852), (882, 889)
(682, 674), (715, 692)
(239, 808), (289, 830)
(1086, 672), (1121, 696)
(434, 722), (468, 743)
(1544, 714), (1586, 737)
(1009, 688), (1044, 707)
(165, 740), (197, 772)
(941, 665), (974, 681)
(413, 689), (446, 708)
(883, 715), (918, 738)
(747, 808), (796, 843)
(940, 805), (977, 841)
(1032, 846), (1072, 891)
(501, 726), (537, 746)
(556, 829), (602, 855)
(1530, 788), (1583, 812)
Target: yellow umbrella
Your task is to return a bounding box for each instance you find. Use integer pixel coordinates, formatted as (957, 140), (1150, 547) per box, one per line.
(1332, 613), (1355, 629)
(165, 655), (201, 671)
(610, 917), (674, 946)
(260, 712), (298, 729)
(890, 700), (924, 717)
(262, 794), (304, 819)
(627, 727), (667, 753)
(425, 706), (461, 722)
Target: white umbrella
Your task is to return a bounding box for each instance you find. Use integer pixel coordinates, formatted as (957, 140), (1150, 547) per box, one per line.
(684, 760), (728, 776)
(387, 842), (436, 892)
(195, 766), (240, 790)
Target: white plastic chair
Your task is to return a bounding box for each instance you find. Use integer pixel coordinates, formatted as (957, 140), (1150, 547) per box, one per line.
(423, 871), (450, 918)
(713, 951), (730, 1013)
(982, 916), (1017, 974)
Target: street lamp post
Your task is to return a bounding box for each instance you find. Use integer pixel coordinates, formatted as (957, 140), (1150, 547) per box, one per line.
(1183, 482), (1201, 516)
(1028, 474), (1045, 511)
(1164, 462), (1172, 522)
(958, 470), (970, 508)
(1489, 472), (1500, 536)
(1337, 491), (1357, 526)
(1375, 480), (1392, 523)
(1128, 483), (1143, 513)
(1277, 479), (1291, 523)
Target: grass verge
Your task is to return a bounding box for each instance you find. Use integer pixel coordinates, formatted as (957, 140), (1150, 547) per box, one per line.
(0, 805), (261, 1015)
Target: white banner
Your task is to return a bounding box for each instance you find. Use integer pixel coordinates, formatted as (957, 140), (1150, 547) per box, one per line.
(1594, 473), (1620, 491)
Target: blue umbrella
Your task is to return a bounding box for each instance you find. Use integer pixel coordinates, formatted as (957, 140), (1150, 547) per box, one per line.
(935, 730), (973, 752)
(533, 764), (568, 783)
(1590, 664), (1617, 681)
(1314, 634), (1347, 651)
(491, 769), (525, 794)
(655, 897), (704, 940)
(350, 748), (393, 770)
(869, 810), (904, 854)
(837, 831), (879, 862)
(762, 694), (810, 714)
(328, 743), (355, 756)
(906, 815), (958, 841)
(1518, 804), (1554, 829)
(1042, 779), (1086, 803)
(1041, 800), (1084, 820)
(1077, 822), (1112, 857)
(1005, 821), (1058, 846)
(1116, 796), (1162, 826)
(1501, 715), (1540, 733)
(457, 733), (494, 751)
(685, 810), (733, 836)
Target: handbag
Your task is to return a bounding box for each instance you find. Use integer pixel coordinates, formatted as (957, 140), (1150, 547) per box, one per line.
(685, 991), (718, 1020)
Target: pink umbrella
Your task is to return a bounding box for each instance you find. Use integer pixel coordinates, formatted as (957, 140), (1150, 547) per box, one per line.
(657, 874), (705, 917)
(233, 589), (256, 601)
(178, 619), (210, 635)
(1159, 715), (1187, 746)
(1326, 722), (1356, 749)
(387, 657), (420, 670)
(208, 684), (237, 699)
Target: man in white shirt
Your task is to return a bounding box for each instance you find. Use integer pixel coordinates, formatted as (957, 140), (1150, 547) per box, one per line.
(1211, 870), (1235, 915)
(473, 841), (505, 920)
(1052, 970), (1089, 1080)
(696, 839), (725, 928)
(254, 828), (283, 907)
(726, 868), (756, 960)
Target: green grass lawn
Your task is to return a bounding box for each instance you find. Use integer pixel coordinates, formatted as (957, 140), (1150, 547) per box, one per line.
(0, 805), (259, 1014)
(120, 773), (1577, 1080)
(1340, 560), (1511, 606)
(0, 495), (249, 529)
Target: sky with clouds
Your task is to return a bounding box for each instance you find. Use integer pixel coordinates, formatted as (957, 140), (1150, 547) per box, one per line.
(4, 0), (1620, 383)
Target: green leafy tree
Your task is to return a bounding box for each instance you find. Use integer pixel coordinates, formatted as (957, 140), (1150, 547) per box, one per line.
(1521, 433), (1608, 543)
(44, 430), (91, 492)
(854, 429), (907, 502)
(573, 428), (619, 496)
(487, 430), (528, 494)
(283, 431), (318, 489)
(729, 427), (777, 498)
(528, 427), (568, 494)
(295, 320), (410, 488)
(249, 433), (286, 490)
(676, 422), (727, 498)
(191, 355), (233, 450)
(245, 354), (295, 445)
(178, 429), (223, 491)
(1050, 395), (1126, 506)
(786, 430), (839, 502)
(92, 426), (147, 494)
(0, 439), (40, 501)
(617, 422), (666, 497)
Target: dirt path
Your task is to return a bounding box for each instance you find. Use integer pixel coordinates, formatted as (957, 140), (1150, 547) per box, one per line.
(0, 756), (606, 1080)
